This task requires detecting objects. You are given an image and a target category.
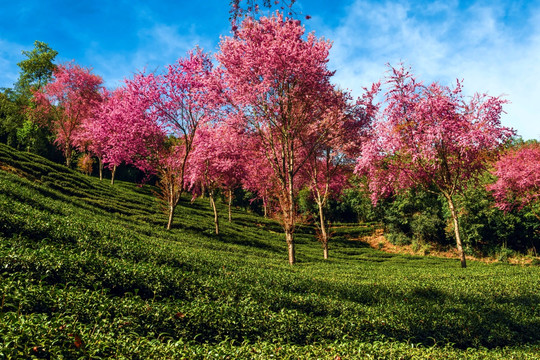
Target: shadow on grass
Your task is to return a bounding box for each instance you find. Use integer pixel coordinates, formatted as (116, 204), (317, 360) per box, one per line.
(269, 277), (540, 349)
(215, 228), (283, 254)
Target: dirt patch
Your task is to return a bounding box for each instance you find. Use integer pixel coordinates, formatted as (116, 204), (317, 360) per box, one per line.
(357, 228), (538, 265)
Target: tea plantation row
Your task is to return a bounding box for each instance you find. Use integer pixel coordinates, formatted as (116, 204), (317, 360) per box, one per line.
(0, 143), (539, 359)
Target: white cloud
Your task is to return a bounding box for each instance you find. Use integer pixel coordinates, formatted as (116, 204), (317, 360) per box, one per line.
(83, 22), (216, 90)
(317, 0), (540, 140)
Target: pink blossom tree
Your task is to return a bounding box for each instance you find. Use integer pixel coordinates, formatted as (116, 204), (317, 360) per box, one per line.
(129, 49), (220, 229)
(355, 66), (514, 268)
(489, 142), (540, 221)
(154, 142), (186, 230)
(79, 85), (165, 184)
(187, 123), (246, 234)
(303, 87), (378, 259)
(217, 13), (339, 265)
(77, 89), (110, 180)
(242, 136), (279, 218)
(31, 62), (103, 167)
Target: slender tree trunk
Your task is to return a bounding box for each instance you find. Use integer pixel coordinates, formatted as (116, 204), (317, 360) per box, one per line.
(280, 192), (296, 265)
(65, 144), (72, 168)
(263, 198), (268, 218)
(110, 165), (117, 186)
(98, 157), (103, 181)
(317, 199), (329, 260)
(285, 226), (295, 265)
(165, 177), (182, 230)
(167, 204), (175, 230)
(209, 190), (219, 235)
(228, 188), (233, 222)
(446, 194), (466, 268)
(285, 172), (296, 265)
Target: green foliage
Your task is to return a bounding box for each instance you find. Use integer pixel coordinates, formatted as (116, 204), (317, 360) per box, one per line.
(339, 181), (382, 223)
(1, 41), (59, 159)
(378, 188), (448, 246)
(457, 175), (539, 254)
(14, 40), (58, 96)
(0, 89), (25, 148)
(367, 175), (539, 255)
(297, 184), (380, 225)
(0, 143), (539, 358)
(297, 187), (316, 219)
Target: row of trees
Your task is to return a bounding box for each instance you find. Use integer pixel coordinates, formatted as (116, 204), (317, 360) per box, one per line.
(1, 13), (538, 267)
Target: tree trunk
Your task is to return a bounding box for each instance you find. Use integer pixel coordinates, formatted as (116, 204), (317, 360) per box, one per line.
(228, 189), (233, 223)
(209, 191), (219, 235)
(165, 177), (181, 230)
(65, 145), (72, 168)
(110, 165), (117, 186)
(283, 190), (296, 265)
(317, 201), (329, 260)
(285, 228), (295, 265)
(263, 199), (268, 218)
(98, 157), (103, 181)
(285, 168), (296, 265)
(446, 195), (466, 268)
(166, 204), (175, 230)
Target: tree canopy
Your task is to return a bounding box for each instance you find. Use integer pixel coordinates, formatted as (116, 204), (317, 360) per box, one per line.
(355, 66), (514, 267)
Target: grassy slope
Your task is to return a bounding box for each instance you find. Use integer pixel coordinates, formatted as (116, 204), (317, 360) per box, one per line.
(0, 142), (539, 359)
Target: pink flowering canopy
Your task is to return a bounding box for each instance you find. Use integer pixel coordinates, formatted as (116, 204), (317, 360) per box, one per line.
(76, 88), (111, 160)
(128, 48), (222, 188)
(303, 85), (379, 198)
(489, 142), (540, 215)
(187, 122), (246, 197)
(355, 66), (515, 204)
(31, 62), (103, 164)
(80, 85), (165, 174)
(156, 141), (187, 185)
(217, 12), (337, 193)
(354, 65), (514, 268)
(132, 48), (220, 140)
(241, 133), (280, 211)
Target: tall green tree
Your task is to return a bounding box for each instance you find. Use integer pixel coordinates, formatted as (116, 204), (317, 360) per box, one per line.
(0, 41), (58, 152)
(14, 40), (58, 97)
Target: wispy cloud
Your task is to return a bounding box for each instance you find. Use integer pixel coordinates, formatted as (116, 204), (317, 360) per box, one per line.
(83, 6), (219, 89)
(85, 24), (210, 89)
(315, 0), (540, 139)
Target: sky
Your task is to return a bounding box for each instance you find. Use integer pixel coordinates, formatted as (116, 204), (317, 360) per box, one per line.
(1, 0), (539, 140)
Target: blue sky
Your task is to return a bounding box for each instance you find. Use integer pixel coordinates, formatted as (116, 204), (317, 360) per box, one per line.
(1, 0), (539, 140)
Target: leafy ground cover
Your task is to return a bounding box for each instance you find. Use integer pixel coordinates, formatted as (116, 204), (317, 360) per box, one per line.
(0, 142), (539, 359)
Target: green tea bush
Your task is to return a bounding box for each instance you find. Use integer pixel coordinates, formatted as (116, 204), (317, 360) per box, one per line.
(1, 143), (539, 358)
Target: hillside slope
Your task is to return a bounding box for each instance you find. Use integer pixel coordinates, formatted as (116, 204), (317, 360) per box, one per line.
(0, 143), (539, 359)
